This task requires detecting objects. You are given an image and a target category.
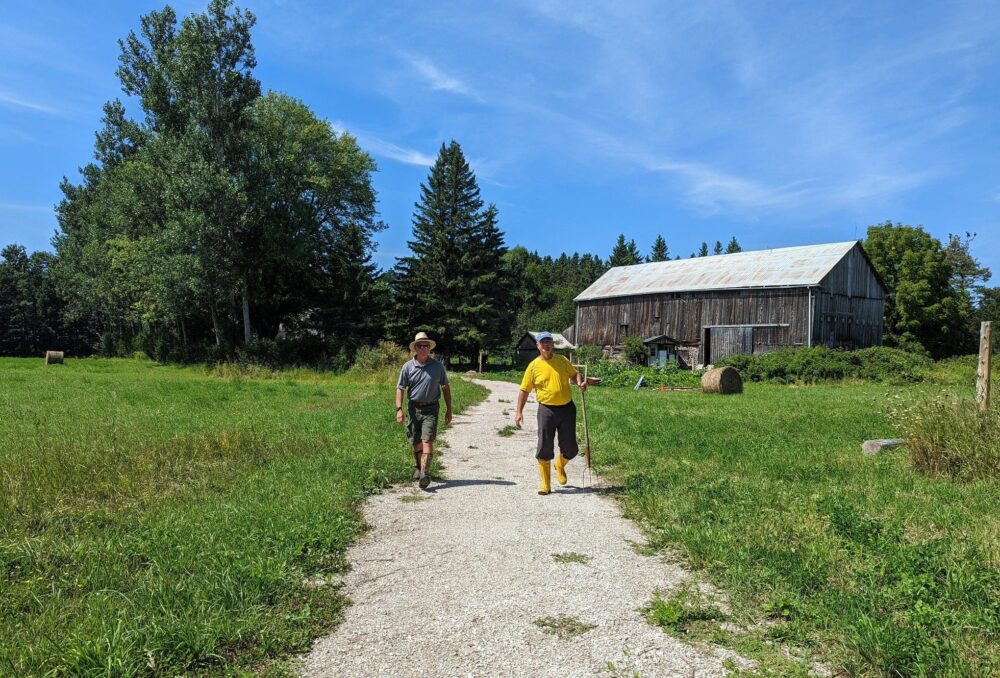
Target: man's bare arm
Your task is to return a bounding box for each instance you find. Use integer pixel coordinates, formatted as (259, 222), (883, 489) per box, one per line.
(443, 384), (453, 424)
(514, 389), (529, 428)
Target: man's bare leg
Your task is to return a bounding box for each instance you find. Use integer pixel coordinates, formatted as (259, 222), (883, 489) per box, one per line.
(419, 440), (433, 489)
(411, 443), (422, 479)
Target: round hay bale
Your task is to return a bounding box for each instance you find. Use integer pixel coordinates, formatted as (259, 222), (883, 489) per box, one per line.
(45, 350), (64, 365)
(701, 366), (742, 394)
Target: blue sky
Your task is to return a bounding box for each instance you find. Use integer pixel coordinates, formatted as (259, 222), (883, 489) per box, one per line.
(2, 1), (998, 281)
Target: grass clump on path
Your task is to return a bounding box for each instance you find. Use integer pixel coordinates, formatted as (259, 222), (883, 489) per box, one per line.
(588, 379), (1000, 676)
(0, 357), (486, 676)
(533, 615), (596, 640)
(553, 552), (591, 564)
(643, 586), (726, 635)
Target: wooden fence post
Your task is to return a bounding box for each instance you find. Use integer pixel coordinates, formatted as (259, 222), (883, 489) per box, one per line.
(977, 321), (992, 412)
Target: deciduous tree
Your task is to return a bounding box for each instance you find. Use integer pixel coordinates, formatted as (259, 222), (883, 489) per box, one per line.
(864, 222), (969, 357)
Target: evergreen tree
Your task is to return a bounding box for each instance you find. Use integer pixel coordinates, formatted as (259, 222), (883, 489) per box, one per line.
(698, 242), (709, 257)
(725, 236), (743, 253)
(647, 235), (669, 262)
(713, 240), (723, 255)
(394, 141), (509, 360)
(609, 234), (642, 267)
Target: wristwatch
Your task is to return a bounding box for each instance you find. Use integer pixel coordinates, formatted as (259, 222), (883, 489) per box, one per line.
(396, 406), (402, 412)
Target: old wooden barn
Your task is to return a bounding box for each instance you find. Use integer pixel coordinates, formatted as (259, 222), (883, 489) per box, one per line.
(573, 241), (886, 366)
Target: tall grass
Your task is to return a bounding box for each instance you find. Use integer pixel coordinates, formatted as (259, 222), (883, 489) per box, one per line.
(0, 357), (486, 675)
(585, 381), (1000, 675)
(890, 393), (1000, 480)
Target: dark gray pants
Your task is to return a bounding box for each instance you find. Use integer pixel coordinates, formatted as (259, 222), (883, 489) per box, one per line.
(536, 401), (579, 461)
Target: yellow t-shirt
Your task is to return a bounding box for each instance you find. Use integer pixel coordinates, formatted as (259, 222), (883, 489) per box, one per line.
(519, 355), (578, 406)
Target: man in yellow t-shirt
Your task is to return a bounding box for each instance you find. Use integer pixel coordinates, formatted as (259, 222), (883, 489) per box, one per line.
(515, 332), (586, 495)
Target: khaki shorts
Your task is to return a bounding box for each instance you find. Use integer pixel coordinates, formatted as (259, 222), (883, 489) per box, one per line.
(407, 401), (440, 443)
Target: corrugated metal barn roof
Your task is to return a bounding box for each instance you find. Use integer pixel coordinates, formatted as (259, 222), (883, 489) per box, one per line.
(576, 241), (859, 301)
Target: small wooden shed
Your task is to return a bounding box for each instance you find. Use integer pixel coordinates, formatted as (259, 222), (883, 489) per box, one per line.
(643, 335), (680, 367)
(516, 331), (577, 366)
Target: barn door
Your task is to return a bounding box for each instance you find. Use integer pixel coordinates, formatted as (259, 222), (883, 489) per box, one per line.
(709, 327), (753, 363)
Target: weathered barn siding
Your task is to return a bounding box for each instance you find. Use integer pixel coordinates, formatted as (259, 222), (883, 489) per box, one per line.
(820, 244), (886, 300)
(576, 287), (811, 361)
(574, 241), (886, 364)
(811, 246), (886, 347)
(811, 294), (884, 348)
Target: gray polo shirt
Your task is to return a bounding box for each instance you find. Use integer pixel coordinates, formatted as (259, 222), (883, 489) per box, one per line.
(397, 358), (449, 403)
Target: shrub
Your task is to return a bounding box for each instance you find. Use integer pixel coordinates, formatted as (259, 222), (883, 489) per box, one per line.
(622, 335), (647, 365)
(351, 341), (408, 372)
(574, 344), (603, 365)
(590, 359), (702, 388)
(235, 338), (281, 367)
(345, 341), (409, 384)
(717, 346), (931, 384)
(851, 347), (932, 382)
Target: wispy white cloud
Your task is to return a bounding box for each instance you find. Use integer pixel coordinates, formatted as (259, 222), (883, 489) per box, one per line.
(648, 160), (815, 212)
(404, 53), (470, 95)
(0, 90), (59, 115)
(330, 121), (435, 167)
(397, 52), (491, 104)
(365, 137), (436, 167)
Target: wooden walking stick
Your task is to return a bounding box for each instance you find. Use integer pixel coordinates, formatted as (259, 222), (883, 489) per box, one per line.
(575, 364), (595, 487)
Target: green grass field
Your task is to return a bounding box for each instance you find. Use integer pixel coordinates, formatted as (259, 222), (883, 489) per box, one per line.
(0, 358), (486, 676)
(581, 380), (1000, 676)
(6, 358), (998, 676)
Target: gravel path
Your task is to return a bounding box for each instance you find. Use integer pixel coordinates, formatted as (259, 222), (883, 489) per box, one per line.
(301, 378), (749, 677)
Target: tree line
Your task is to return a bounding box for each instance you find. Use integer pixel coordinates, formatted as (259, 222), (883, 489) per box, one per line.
(1, 1), (997, 365)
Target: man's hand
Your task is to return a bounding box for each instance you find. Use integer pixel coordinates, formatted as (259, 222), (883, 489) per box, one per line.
(445, 409), (453, 425)
(514, 411), (523, 428)
(395, 409), (405, 426)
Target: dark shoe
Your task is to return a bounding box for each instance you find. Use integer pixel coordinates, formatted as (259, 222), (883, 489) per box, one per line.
(419, 473), (431, 489)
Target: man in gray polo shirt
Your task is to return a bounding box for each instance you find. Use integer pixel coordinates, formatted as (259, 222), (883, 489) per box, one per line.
(396, 331), (452, 489)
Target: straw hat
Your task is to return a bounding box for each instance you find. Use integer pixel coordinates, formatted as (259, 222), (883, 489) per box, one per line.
(409, 331), (437, 352)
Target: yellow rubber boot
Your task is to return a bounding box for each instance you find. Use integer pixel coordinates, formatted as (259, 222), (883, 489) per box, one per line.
(537, 460), (552, 495)
(554, 454), (569, 485)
